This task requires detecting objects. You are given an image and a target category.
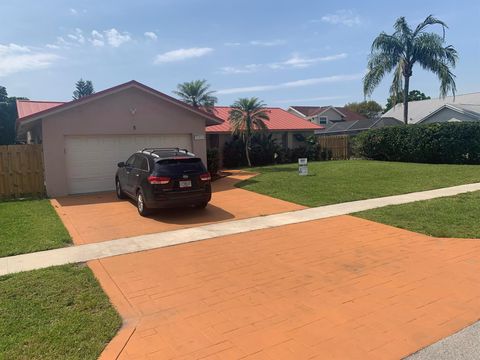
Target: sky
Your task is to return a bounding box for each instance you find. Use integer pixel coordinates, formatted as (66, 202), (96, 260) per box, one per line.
(0, 0), (479, 108)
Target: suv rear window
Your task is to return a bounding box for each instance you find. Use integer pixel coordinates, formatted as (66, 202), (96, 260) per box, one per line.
(155, 158), (205, 176)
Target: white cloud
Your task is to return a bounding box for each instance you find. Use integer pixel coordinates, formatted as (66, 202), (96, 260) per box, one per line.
(90, 30), (105, 47)
(220, 53), (347, 74)
(46, 43), (60, 49)
(250, 39), (286, 46)
(105, 28), (131, 47)
(154, 47), (213, 64)
(224, 42), (241, 47)
(219, 64), (262, 74)
(272, 95), (348, 104)
(217, 73), (363, 94)
(320, 10), (361, 26)
(67, 28), (85, 44)
(69, 8), (78, 15)
(144, 31), (158, 40)
(0, 43), (59, 77)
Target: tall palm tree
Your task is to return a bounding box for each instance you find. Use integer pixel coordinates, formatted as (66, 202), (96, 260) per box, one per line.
(364, 15), (458, 124)
(229, 98), (269, 167)
(173, 79), (217, 112)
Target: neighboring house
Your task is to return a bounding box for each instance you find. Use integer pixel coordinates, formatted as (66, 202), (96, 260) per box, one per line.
(382, 92), (480, 124)
(316, 117), (403, 136)
(287, 106), (367, 125)
(206, 107), (323, 164)
(16, 80), (222, 197)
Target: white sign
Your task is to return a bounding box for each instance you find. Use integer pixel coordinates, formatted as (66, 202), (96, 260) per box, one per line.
(298, 158), (308, 176)
(193, 134), (206, 140)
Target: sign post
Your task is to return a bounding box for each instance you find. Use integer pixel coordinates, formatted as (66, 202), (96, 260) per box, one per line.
(298, 158), (308, 176)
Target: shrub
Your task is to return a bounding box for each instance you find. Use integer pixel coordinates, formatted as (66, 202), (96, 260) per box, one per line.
(355, 122), (480, 164)
(206, 148), (220, 175)
(223, 136), (247, 168)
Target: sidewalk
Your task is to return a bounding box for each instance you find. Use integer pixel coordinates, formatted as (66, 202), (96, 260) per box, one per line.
(1, 182), (480, 276)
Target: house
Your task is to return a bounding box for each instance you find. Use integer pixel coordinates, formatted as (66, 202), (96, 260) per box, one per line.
(382, 92), (480, 124)
(206, 107), (323, 163)
(287, 106), (367, 125)
(316, 117), (403, 136)
(16, 80), (222, 197)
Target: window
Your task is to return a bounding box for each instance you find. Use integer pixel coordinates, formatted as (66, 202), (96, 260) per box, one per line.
(318, 116), (328, 124)
(126, 155), (136, 166)
(133, 155), (149, 171)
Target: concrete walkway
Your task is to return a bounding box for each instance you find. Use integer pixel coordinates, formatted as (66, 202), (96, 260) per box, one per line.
(1, 182), (480, 276)
(406, 321), (480, 360)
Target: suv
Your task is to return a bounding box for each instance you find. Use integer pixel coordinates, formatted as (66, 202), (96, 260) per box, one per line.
(115, 148), (212, 216)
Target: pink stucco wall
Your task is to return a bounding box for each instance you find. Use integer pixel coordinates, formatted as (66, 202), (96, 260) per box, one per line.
(42, 86), (208, 197)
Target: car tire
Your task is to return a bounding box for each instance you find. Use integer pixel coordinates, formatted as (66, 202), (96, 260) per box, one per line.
(116, 178), (126, 199)
(136, 189), (151, 216)
(196, 201), (209, 209)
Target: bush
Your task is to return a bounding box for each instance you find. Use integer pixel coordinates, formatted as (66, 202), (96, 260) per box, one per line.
(355, 122), (480, 164)
(206, 148), (220, 175)
(222, 133), (334, 167)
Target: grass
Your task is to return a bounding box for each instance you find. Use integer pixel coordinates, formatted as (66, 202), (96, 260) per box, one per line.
(355, 191), (480, 239)
(0, 264), (122, 360)
(0, 199), (71, 257)
(237, 160), (480, 207)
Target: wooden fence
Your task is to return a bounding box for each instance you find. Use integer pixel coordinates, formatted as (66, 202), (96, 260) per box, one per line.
(318, 135), (351, 160)
(0, 145), (45, 199)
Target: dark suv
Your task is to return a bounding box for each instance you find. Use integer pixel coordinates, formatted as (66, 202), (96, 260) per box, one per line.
(115, 148), (212, 216)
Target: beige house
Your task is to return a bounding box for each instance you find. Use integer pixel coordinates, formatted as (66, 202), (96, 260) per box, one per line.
(16, 81), (221, 197)
(287, 106), (367, 126)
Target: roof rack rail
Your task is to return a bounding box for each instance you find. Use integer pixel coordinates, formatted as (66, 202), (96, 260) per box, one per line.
(139, 147), (195, 157)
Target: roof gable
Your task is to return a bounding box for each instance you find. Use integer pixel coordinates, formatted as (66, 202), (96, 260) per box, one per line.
(289, 105), (367, 121)
(17, 80), (222, 126)
(418, 104), (480, 123)
(206, 107), (323, 133)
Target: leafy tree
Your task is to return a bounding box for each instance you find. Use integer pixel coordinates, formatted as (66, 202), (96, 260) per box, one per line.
(173, 79), (217, 112)
(385, 90), (431, 112)
(364, 15), (457, 124)
(0, 86), (28, 145)
(73, 78), (95, 100)
(345, 101), (383, 119)
(228, 98), (269, 167)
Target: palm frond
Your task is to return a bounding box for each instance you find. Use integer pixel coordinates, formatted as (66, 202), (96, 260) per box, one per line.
(413, 14), (448, 38)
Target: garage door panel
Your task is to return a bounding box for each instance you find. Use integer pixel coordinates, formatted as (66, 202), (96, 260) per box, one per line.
(65, 134), (192, 194)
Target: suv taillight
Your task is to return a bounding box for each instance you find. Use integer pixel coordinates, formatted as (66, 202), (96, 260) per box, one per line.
(148, 176), (170, 185)
(199, 172), (211, 181)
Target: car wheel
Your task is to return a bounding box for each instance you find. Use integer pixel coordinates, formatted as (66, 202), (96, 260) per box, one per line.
(196, 201), (209, 209)
(136, 190), (151, 216)
(116, 179), (126, 199)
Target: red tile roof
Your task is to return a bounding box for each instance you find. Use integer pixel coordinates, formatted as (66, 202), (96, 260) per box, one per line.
(206, 107), (323, 133)
(17, 100), (65, 120)
(290, 106), (367, 121)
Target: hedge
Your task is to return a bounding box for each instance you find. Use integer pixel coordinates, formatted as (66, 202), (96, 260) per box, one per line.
(354, 122), (480, 164)
(222, 134), (331, 168)
(206, 148), (220, 176)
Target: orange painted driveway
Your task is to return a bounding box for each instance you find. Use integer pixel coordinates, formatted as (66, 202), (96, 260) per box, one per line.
(52, 171), (304, 245)
(92, 215), (480, 360)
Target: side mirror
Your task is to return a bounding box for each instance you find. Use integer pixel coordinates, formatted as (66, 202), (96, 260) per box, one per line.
(117, 162), (125, 168)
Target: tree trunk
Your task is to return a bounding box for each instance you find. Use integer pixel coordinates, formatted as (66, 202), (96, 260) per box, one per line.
(245, 137), (252, 167)
(403, 75), (410, 125)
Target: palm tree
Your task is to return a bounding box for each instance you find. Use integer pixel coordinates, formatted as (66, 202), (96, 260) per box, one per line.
(364, 15), (457, 124)
(173, 79), (217, 112)
(229, 98), (270, 167)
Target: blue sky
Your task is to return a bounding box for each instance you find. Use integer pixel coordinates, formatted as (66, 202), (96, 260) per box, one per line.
(1, 0), (479, 108)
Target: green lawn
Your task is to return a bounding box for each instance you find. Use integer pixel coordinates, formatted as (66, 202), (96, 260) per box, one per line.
(355, 191), (480, 238)
(237, 160), (480, 207)
(0, 264), (122, 360)
(0, 199), (71, 257)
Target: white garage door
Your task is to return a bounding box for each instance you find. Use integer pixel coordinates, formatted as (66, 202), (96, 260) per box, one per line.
(65, 134), (192, 194)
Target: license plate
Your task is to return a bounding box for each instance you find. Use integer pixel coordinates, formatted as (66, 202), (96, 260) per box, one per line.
(179, 180), (192, 188)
